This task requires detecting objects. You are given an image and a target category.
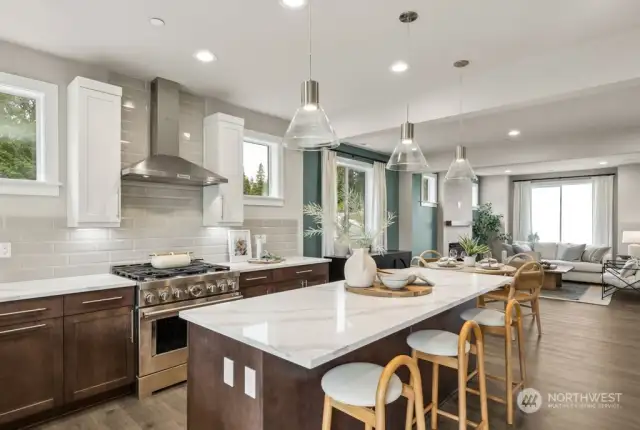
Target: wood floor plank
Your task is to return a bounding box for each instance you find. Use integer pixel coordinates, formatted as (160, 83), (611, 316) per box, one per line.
(34, 290), (640, 430)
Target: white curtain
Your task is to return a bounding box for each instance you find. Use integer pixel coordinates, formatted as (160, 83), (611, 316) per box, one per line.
(512, 181), (532, 241)
(321, 150), (338, 256)
(372, 162), (388, 250)
(592, 175), (614, 246)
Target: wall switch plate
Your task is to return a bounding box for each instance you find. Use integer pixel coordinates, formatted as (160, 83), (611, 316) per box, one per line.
(244, 366), (256, 399)
(223, 357), (234, 387)
(0, 243), (11, 258)
(254, 234), (267, 243)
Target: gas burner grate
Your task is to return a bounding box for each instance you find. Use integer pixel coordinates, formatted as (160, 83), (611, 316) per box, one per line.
(111, 259), (230, 281)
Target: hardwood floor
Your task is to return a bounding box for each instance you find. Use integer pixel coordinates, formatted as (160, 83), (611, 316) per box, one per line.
(34, 290), (640, 430)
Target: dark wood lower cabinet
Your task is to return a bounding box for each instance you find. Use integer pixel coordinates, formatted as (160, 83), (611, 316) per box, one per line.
(63, 307), (135, 402)
(239, 264), (330, 299)
(0, 318), (63, 425)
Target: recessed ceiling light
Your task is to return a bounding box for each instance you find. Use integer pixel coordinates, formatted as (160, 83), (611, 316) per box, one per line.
(183, 132), (191, 140)
(505, 170), (512, 173)
(122, 100), (135, 109)
(280, 0), (307, 9)
(194, 50), (217, 63)
(149, 17), (165, 27)
(390, 61), (409, 73)
(599, 161), (608, 165)
(508, 129), (521, 137)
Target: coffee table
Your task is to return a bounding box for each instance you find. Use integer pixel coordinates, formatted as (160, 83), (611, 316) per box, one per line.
(543, 265), (573, 289)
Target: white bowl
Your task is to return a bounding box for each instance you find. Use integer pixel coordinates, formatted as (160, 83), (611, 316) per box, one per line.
(378, 274), (409, 290)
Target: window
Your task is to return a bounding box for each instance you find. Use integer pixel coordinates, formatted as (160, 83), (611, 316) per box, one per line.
(242, 130), (283, 206)
(531, 181), (593, 244)
(0, 72), (59, 196)
(472, 181), (479, 209)
(337, 158), (373, 238)
(420, 173), (438, 207)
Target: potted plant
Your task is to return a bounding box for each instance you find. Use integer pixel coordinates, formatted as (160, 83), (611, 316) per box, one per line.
(459, 234), (490, 266)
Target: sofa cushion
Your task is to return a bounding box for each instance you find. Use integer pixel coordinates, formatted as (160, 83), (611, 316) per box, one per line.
(557, 243), (586, 261)
(513, 243), (533, 254)
(549, 260), (602, 273)
(581, 245), (611, 263)
(620, 259), (639, 278)
(534, 242), (558, 260)
(604, 271), (639, 288)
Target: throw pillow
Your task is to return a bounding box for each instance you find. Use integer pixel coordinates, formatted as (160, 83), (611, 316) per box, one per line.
(513, 243), (533, 254)
(557, 243), (586, 261)
(534, 242), (558, 260)
(620, 259), (639, 278)
(581, 245), (611, 263)
(502, 243), (515, 257)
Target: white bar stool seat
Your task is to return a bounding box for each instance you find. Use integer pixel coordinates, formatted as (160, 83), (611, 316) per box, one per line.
(407, 329), (470, 357)
(460, 308), (505, 327)
(321, 362), (403, 407)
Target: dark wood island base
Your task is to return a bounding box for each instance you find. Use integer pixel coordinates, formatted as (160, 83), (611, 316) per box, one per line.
(186, 300), (475, 430)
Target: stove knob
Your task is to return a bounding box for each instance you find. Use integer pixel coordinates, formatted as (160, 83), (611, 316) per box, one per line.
(144, 292), (157, 305)
(189, 284), (204, 297)
(172, 288), (183, 299)
(217, 280), (228, 292)
(158, 289), (170, 302)
(227, 279), (237, 291)
(207, 283), (218, 293)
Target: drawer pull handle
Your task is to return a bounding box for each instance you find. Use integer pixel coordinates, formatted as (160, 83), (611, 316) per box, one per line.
(245, 276), (268, 281)
(296, 270), (313, 274)
(0, 323), (47, 336)
(130, 309), (134, 344)
(0, 307), (48, 318)
(82, 296), (123, 305)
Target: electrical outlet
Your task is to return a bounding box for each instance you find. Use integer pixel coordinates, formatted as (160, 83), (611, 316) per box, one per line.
(254, 234), (267, 243)
(244, 366), (256, 399)
(0, 243), (11, 258)
(223, 357), (234, 387)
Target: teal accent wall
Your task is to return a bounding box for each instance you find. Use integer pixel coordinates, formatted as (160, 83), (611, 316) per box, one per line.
(302, 144), (399, 257)
(412, 174), (438, 256)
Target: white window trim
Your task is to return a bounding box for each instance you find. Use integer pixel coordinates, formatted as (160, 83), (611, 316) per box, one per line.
(0, 72), (60, 196)
(420, 173), (438, 207)
(472, 181), (479, 209)
(337, 157), (374, 234)
(243, 129), (284, 207)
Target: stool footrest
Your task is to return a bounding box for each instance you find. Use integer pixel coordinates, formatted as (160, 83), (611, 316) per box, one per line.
(467, 387), (507, 405)
(436, 409), (482, 428)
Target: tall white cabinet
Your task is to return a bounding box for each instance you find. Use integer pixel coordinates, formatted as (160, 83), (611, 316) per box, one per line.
(67, 77), (122, 227)
(203, 113), (245, 226)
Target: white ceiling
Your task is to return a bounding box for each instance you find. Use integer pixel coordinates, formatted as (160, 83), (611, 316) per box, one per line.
(3, 0), (640, 146)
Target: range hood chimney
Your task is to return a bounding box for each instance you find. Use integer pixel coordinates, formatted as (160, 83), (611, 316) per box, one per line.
(121, 78), (227, 186)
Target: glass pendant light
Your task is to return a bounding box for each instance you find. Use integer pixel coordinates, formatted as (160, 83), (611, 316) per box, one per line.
(386, 11), (429, 172)
(283, 0), (339, 151)
(445, 60), (477, 182)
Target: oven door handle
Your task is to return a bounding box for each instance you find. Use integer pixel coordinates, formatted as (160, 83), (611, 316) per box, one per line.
(141, 295), (243, 319)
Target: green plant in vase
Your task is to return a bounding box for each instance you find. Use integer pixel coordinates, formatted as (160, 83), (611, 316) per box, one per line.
(459, 234), (490, 266)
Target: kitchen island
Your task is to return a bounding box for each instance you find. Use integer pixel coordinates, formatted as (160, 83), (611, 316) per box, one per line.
(180, 268), (510, 430)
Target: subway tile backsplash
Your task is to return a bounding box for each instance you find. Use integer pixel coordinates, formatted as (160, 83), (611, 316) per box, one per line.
(0, 75), (298, 283)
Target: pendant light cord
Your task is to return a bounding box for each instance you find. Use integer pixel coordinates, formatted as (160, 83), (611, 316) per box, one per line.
(405, 19), (411, 122)
(308, 0), (312, 81)
(458, 67), (464, 144)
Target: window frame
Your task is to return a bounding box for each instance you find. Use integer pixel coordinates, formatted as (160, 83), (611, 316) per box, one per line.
(420, 173), (438, 207)
(242, 129), (284, 207)
(472, 181), (479, 209)
(0, 72), (59, 196)
(336, 157), (374, 237)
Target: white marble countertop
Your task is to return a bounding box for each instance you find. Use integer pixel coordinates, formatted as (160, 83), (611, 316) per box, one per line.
(217, 256), (331, 273)
(0, 274), (135, 303)
(180, 268), (511, 369)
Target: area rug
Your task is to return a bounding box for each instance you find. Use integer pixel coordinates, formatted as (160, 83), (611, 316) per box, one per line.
(539, 282), (612, 306)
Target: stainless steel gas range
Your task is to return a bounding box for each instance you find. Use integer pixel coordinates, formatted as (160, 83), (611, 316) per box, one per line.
(111, 260), (241, 398)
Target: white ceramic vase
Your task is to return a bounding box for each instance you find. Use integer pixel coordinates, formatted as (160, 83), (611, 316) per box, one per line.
(463, 255), (477, 267)
(344, 248), (377, 288)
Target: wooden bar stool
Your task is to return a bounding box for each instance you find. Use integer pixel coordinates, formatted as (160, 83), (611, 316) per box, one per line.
(408, 320), (489, 430)
(410, 250), (442, 267)
(461, 299), (526, 425)
(320, 355), (426, 430)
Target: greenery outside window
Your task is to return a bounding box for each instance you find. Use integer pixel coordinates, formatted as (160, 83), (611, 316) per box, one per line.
(337, 157), (373, 238)
(0, 72), (59, 196)
(420, 173), (438, 207)
(242, 130), (283, 206)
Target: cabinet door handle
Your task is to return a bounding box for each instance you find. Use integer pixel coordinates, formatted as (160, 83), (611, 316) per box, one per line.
(130, 309), (134, 344)
(245, 276), (268, 281)
(296, 270), (313, 274)
(82, 296), (123, 305)
(0, 323), (47, 336)
(0, 307), (48, 318)
(220, 196), (225, 220)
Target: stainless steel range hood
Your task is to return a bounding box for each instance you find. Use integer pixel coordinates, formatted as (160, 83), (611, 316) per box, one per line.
(121, 78), (227, 186)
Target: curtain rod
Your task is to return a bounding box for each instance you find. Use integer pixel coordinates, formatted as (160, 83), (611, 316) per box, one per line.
(331, 148), (386, 164)
(512, 173), (615, 183)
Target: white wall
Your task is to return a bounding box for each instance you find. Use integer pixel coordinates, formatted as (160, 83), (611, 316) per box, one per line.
(479, 175), (510, 231)
(440, 178), (473, 253)
(617, 164), (640, 254)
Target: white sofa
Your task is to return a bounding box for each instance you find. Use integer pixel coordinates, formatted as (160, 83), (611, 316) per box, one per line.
(532, 242), (611, 284)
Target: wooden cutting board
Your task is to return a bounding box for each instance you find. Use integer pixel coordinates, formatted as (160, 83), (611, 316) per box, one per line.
(345, 282), (433, 298)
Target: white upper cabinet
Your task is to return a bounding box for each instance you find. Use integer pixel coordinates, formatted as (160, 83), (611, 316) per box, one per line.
(203, 113), (245, 226)
(67, 77), (122, 227)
